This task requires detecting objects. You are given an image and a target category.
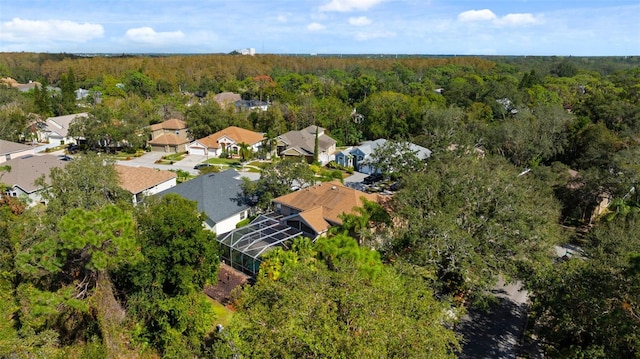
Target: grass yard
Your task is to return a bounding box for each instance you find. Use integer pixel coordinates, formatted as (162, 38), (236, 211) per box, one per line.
(206, 158), (242, 166)
(207, 296), (235, 327)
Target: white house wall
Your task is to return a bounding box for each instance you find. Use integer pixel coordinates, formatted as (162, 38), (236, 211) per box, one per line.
(213, 211), (247, 235)
(0, 148), (35, 164)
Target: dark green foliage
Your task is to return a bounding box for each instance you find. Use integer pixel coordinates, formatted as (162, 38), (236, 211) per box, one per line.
(114, 194), (219, 356)
(213, 235), (459, 358)
(390, 153), (563, 299)
(241, 158), (315, 209)
(124, 194), (218, 295)
(529, 213), (640, 358)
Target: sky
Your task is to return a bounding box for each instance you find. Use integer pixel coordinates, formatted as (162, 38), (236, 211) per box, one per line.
(1, 0), (639, 56)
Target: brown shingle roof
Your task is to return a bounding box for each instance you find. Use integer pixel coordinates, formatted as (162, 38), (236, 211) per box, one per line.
(149, 118), (186, 131)
(298, 206), (332, 234)
(115, 165), (176, 194)
(273, 181), (379, 226)
(148, 133), (190, 146)
(196, 126), (264, 149)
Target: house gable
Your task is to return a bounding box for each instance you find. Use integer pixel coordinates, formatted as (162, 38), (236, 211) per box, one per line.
(156, 169), (251, 232)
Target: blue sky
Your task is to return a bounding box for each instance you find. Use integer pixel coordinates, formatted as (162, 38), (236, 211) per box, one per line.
(1, 0), (639, 55)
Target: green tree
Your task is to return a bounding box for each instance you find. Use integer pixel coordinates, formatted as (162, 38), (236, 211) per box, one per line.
(59, 67), (77, 114)
(529, 213), (640, 358)
(15, 205), (140, 357)
(213, 235), (459, 358)
(36, 153), (131, 218)
(366, 139), (428, 178)
(116, 194), (219, 356)
(241, 158), (315, 209)
(390, 153), (564, 300)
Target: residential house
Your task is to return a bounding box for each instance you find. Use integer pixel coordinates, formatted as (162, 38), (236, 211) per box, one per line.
(213, 92), (242, 109)
(0, 139), (35, 164)
(235, 99), (269, 112)
(336, 139), (431, 174)
(272, 180), (379, 238)
(0, 154), (68, 205)
(115, 165), (177, 205)
(148, 118), (190, 153)
(156, 169), (252, 235)
(187, 126), (264, 158)
(41, 113), (89, 146)
(1, 77), (40, 92)
(148, 134), (190, 153)
(333, 147), (354, 168)
(277, 125), (337, 165)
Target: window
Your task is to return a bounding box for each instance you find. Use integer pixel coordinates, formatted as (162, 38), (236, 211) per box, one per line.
(240, 211), (246, 220)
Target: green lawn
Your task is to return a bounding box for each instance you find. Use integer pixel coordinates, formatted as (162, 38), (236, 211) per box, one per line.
(206, 296), (234, 327)
(206, 158), (242, 166)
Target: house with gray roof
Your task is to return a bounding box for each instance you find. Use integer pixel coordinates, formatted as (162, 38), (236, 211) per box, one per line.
(277, 125), (336, 165)
(0, 154), (69, 205)
(336, 139), (431, 174)
(41, 113), (89, 146)
(156, 169), (252, 235)
(0, 139), (35, 164)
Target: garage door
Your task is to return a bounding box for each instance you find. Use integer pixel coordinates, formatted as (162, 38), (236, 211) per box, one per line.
(188, 144), (206, 156)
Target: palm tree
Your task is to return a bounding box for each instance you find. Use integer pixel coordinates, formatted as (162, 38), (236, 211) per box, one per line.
(238, 142), (252, 163)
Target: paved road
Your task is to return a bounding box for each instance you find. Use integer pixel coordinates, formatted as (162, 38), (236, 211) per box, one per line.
(116, 152), (203, 175)
(116, 152), (260, 180)
(456, 279), (539, 359)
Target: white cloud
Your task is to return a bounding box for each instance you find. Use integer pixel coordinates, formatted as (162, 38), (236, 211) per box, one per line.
(320, 0), (386, 12)
(495, 13), (544, 27)
(355, 30), (395, 41)
(458, 9), (543, 27)
(349, 16), (372, 26)
(307, 22), (326, 31)
(0, 17), (104, 42)
(124, 27), (184, 45)
(457, 9), (497, 22)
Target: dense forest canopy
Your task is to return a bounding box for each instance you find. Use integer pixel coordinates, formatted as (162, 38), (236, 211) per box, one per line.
(0, 53), (638, 358)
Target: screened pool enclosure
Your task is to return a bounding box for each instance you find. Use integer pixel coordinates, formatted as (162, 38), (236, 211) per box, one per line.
(217, 214), (303, 276)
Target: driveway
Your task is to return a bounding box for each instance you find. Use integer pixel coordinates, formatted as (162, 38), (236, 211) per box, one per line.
(344, 171), (368, 183)
(116, 152), (200, 175)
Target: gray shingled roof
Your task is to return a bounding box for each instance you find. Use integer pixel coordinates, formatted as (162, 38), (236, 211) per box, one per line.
(156, 169), (250, 225)
(0, 139), (33, 155)
(278, 125), (336, 155)
(45, 113), (89, 138)
(1, 154), (69, 193)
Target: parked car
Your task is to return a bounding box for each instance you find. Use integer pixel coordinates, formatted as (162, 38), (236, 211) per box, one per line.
(67, 144), (79, 154)
(194, 163), (213, 170)
(363, 173), (383, 185)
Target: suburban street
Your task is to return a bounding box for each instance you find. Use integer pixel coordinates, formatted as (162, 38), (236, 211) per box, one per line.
(456, 279), (541, 359)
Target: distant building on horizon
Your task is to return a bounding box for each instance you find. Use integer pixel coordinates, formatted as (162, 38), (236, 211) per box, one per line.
(235, 48), (255, 56)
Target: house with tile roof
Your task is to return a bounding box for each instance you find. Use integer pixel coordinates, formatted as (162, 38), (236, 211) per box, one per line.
(115, 165), (177, 204)
(148, 133), (190, 153)
(0, 154), (68, 206)
(147, 118), (190, 153)
(272, 180), (379, 238)
(41, 113), (88, 146)
(277, 125), (336, 165)
(187, 126), (264, 157)
(0, 139), (35, 164)
(156, 169), (252, 235)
